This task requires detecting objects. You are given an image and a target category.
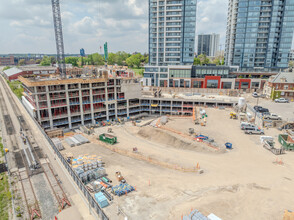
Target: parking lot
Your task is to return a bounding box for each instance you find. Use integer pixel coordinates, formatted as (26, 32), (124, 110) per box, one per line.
(244, 93), (294, 121)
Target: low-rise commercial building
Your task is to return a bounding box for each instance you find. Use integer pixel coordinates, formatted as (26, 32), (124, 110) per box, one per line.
(3, 66), (57, 81)
(144, 65), (269, 90)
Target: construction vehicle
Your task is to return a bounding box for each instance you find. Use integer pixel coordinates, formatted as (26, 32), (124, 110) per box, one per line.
(99, 134), (117, 145)
(115, 171), (126, 183)
(230, 112), (238, 119)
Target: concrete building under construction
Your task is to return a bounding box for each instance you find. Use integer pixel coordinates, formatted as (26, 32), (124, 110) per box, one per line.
(19, 71), (238, 130)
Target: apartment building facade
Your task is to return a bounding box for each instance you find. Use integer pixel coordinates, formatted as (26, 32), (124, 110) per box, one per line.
(197, 33), (220, 57)
(149, 0), (197, 66)
(225, 0), (294, 71)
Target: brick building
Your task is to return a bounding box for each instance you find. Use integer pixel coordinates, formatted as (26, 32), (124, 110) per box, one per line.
(263, 72), (294, 101)
(0, 55), (14, 66)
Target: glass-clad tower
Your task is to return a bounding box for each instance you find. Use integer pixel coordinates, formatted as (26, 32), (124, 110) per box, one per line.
(149, 0), (197, 66)
(225, 0), (294, 71)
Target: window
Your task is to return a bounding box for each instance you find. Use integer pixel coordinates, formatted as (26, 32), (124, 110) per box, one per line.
(169, 69), (191, 78)
(207, 80), (219, 88)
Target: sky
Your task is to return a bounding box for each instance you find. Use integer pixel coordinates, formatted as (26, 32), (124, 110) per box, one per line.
(0, 0), (230, 54)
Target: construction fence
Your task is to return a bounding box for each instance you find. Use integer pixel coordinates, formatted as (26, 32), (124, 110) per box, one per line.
(22, 101), (109, 220)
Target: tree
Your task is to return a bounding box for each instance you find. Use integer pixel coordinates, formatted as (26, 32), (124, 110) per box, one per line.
(36, 59), (41, 64)
(18, 59), (25, 66)
(193, 54), (210, 66)
(289, 61), (294, 68)
(65, 57), (79, 67)
(107, 53), (116, 65)
(29, 59), (35, 64)
(3, 66), (11, 71)
(50, 56), (56, 64)
(126, 53), (145, 68)
(40, 56), (51, 66)
(193, 57), (201, 65)
(92, 53), (105, 65)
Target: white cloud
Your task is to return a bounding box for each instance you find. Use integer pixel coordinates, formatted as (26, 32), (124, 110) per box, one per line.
(0, 0), (292, 54)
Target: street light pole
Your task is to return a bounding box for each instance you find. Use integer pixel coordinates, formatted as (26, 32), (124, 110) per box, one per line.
(254, 96), (259, 124)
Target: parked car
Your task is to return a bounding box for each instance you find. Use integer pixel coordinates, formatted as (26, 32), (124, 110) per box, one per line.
(240, 122), (256, 130)
(252, 92), (259, 98)
(263, 113), (282, 120)
(275, 98), (289, 103)
(254, 106), (269, 113)
(244, 127), (265, 135)
(254, 105), (262, 111)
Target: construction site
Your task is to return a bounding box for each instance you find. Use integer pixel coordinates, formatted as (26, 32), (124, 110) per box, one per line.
(0, 67), (289, 220)
(1, 0), (294, 219)
(46, 93), (294, 220)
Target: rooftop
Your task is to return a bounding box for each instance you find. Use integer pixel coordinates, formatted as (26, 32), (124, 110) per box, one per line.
(270, 72), (294, 83)
(3, 67), (22, 76)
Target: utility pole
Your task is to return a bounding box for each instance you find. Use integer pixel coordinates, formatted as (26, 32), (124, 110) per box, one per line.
(254, 96), (259, 124)
(51, 0), (66, 78)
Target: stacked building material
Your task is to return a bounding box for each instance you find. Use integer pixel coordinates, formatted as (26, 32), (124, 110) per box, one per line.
(51, 137), (64, 151)
(74, 134), (90, 144)
(112, 183), (135, 196)
(70, 136), (81, 146)
(183, 209), (208, 220)
(65, 137), (75, 147)
(94, 192), (109, 208)
(72, 155), (105, 180)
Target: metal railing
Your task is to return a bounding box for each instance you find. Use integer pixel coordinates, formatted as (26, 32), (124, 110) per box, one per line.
(21, 99), (109, 220)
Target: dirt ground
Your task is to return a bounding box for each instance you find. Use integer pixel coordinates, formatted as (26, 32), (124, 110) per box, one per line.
(62, 108), (294, 220)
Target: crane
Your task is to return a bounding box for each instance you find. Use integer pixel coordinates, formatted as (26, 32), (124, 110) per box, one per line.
(51, 0), (66, 78)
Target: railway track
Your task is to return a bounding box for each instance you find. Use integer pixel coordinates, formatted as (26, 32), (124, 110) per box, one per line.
(0, 81), (41, 218)
(0, 76), (71, 219)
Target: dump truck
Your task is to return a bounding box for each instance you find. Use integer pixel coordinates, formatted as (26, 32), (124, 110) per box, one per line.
(99, 133), (117, 145)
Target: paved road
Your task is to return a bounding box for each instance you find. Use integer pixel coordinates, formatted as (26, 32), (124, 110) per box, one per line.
(0, 75), (96, 220)
(244, 93), (294, 122)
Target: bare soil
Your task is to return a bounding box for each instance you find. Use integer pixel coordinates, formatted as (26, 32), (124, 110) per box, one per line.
(62, 107), (294, 220)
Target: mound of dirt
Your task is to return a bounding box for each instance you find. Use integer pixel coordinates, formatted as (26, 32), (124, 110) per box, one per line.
(137, 126), (217, 153)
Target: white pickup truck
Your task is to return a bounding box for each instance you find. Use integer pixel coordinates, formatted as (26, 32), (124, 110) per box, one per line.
(263, 113), (282, 120)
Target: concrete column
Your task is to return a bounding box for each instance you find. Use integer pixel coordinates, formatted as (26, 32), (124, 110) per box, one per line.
(79, 83), (84, 125)
(181, 101), (184, 116)
(34, 87), (41, 123)
(127, 99), (130, 118)
(170, 100), (173, 116)
(114, 79), (118, 120)
(89, 83), (95, 124)
(46, 86), (53, 129)
(160, 100), (162, 116)
(66, 84), (72, 129)
(105, 82), (109, 121)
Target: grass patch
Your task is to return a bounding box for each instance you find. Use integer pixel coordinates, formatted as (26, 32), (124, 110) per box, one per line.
(0, 137), (3, 156)
(131, 68), (144, 76)
(7, 80), (23, 99)
(0, 137), (11, 220)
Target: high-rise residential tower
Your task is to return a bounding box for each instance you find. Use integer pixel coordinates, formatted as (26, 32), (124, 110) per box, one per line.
(148, 0), (197, 66)
(197, 33), (220, 57)
(225, 0), (294, 71)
